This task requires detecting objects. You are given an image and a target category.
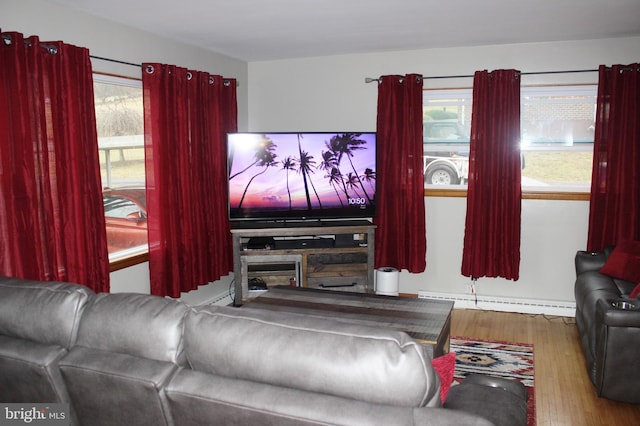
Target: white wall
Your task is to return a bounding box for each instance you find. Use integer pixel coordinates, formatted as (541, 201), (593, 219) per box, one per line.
(109, 262), (150, 294)
(418, 196), (588, 302)
(247, 38), (640, 132)
(247, 37), (640, 303)
(109, 260), (233, 306)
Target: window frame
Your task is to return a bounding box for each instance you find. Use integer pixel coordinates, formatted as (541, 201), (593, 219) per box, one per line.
(422, 83), (596, 201)
(93, 72), (150, 271)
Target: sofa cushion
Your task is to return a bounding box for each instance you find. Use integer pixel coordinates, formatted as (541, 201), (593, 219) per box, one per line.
(74, 293), (189, 364)
(184, 305), (440, 408)
(165, 369), (422, 426)
(60, 346), (177, 426)
(0, 277), (93, 348)
(0, 335), (70, 403)
(599, 241), (640, 285)
(166, 369), (495, 426)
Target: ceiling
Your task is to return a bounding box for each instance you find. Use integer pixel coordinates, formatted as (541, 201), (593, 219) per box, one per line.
(50, 0), (640, 62)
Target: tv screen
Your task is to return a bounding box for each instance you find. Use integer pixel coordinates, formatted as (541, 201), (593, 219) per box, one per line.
(227, 132), (376, 222)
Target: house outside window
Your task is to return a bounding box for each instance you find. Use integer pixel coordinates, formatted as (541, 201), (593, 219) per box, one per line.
(93, 74), (147, 260)
(423, 85), (597, 192)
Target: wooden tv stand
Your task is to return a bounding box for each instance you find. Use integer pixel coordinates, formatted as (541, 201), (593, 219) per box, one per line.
(230, 220), (376, 305)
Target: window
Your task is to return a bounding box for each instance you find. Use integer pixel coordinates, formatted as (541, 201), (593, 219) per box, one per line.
(423, 85), (597, 192)
(520, 85), (596, 191)
(93, 74), (147, 260)
(423, 89), (472, 186)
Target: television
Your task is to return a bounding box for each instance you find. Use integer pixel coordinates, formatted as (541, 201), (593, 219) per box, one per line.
(227, 132), (376, 222)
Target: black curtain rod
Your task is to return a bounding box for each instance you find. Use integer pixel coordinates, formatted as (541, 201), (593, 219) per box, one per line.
(90, 54), (141, 68)
(90, 54), (240, 86)
(365, 68), (600, 83)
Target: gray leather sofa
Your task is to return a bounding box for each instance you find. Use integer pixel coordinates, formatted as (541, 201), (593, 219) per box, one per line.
(574, 248), (640, 404)
(0, 276), (528, 425)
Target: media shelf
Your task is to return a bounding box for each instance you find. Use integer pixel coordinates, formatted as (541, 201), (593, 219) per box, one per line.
(230, 221), (376, 305)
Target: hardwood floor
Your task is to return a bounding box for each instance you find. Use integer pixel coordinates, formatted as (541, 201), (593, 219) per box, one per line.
(450, 308), (640, 426)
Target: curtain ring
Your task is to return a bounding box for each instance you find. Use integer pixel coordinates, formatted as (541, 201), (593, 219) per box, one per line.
(145, 65), (155, 74)
(224, 80), (231, 87)
(209, 76), (215, 85)
(41, 44), (58, 55)
(187, 72), (193, 80)
(1, 34), (12, 46)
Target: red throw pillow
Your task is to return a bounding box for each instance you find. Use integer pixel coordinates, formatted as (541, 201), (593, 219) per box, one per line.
(600, 241), (640, 285)
(431, 352), (456, 403)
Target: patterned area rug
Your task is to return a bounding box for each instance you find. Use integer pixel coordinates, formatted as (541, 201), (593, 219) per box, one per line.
(450, 337), (535, 426)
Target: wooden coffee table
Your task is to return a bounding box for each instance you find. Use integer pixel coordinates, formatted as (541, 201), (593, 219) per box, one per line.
(241, 286), (454, 357)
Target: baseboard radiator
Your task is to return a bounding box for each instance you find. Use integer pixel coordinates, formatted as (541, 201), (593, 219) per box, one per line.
(206, 290), (234, 306)
(177, 290), (233, 307)
(418, 291), (576, 317)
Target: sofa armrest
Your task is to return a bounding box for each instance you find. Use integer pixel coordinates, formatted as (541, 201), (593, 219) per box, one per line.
(593, 298), (640, 403)
(596, 298), (640, 328)
(575, 250), (608, 276)
(444, 375), (527, 426)
(458, 373), (528, 401)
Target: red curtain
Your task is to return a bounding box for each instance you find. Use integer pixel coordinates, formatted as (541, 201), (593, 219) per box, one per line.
(374, 74), (426, 272)
(587, 64), (640, 250)
(143, 63), (236, 297)
(461, 69), (521, 281)
(0, 32), (109, 292)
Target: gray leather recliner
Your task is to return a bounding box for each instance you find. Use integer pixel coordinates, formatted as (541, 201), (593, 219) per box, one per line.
(574, 248), (640, 404)
(0, 277), (94, 425)
(59, 292), (190, 426)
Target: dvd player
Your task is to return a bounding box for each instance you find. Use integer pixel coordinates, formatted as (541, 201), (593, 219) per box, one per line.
(276, 238), (334, 249)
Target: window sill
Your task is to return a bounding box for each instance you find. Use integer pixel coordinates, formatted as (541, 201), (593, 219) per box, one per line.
(109, 247), (149, 272)
(424, 187), (590, 201)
